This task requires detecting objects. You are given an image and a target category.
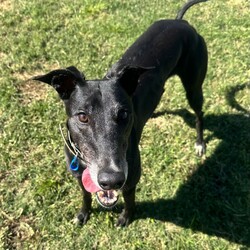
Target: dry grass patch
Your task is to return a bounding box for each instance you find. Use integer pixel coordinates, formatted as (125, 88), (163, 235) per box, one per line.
(17, 79), (51, 105)
(0, 0), (13, 11)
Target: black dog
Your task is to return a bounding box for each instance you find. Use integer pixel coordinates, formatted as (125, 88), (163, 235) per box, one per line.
(32, 0), (208, 226)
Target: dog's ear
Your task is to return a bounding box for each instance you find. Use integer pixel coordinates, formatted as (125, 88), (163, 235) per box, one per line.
(32, 66), (85, 100)
(117, 65), (153, 96)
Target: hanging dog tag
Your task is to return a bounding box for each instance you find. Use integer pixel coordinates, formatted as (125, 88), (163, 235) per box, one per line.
(70, 156), (79, 171)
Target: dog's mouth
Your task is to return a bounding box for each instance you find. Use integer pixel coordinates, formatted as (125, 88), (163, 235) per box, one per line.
(82, 168), (119, 208)
(96, 190), (119, 208)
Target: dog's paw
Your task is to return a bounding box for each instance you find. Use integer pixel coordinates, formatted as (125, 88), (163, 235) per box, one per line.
(195, 141), (206, 156)
(116, 209), (133, 227)
(73, 211), (90, 226)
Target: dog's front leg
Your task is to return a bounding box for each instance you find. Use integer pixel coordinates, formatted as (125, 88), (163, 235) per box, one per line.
(117, 187), (136, 227)
(75, 177), (92, 225)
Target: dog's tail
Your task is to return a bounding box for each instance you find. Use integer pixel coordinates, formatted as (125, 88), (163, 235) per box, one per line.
(176, 0), (208, 20)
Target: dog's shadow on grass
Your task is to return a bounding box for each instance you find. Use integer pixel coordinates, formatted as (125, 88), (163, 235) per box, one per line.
(136, 83), (250, 246)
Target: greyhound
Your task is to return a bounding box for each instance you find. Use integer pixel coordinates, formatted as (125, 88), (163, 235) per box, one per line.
(32, 0), (208, 226)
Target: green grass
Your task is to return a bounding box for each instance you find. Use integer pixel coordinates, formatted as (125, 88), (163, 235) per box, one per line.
(0, 0), (249, 249)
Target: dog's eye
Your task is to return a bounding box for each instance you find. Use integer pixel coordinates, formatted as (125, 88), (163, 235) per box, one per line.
(117, 109), (129, 121)
(78, 112), (89, 123)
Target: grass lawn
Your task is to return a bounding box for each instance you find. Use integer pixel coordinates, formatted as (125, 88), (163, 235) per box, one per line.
(0, 0), (249, 249)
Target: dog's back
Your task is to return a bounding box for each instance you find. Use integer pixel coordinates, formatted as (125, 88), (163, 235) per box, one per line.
(107, 18), (207, 138)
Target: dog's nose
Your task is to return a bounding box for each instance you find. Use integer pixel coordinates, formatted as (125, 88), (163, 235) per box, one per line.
(98, 171), (125, 190)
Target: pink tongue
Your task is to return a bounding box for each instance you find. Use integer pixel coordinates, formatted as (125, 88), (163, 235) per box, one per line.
(82, 168), (100, 193)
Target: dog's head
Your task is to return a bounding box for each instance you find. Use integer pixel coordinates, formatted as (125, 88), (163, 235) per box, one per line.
(33, 65), (147, 207)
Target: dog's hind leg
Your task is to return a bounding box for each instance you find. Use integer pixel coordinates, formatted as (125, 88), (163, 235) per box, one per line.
(179, 36), (207, 156)
(180, 55), (207, 156)
(183, 79), (206, 156)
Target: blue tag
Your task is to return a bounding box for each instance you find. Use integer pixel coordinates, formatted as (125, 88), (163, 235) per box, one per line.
(70, 156), (79, 171)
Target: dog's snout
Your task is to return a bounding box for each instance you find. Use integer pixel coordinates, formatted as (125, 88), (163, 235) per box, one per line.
(98, 171), (125, 190)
